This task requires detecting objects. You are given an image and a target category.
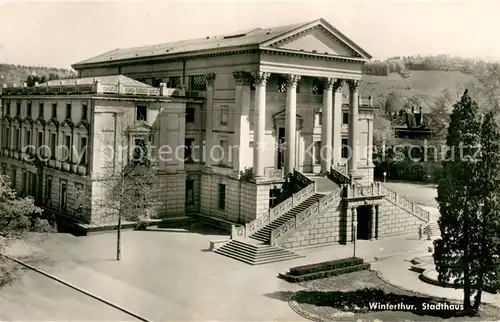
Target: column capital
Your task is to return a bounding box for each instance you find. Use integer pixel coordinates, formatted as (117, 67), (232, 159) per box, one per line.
(322, 78), (344, 91)
(205, 73), (216, 86)
(233, 71), (252, 86)
(285, 74), (301, 88)
(347, 79), (361, 91)
(252, 72), (271, 85)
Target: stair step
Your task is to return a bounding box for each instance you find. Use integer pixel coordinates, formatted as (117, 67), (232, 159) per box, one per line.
(229, 240), (286, 254)
(215, 241), (302, 265)
(220, 245), (298, 261)
(215, 248), (301, 265)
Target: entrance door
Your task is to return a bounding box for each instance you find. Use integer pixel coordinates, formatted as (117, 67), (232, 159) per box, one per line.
(356, 205), (372, 240)
(277, 127), (285, 169)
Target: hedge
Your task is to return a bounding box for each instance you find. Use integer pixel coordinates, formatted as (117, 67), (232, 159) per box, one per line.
(280, 263), (371, 283)
(289, 257), (364, 276)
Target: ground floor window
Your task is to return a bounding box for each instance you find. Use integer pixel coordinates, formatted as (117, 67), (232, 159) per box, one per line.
(314, 141), (321, 164)
(186, 180), (194, 205)
(60, 180), (67, 212)
(218, 184), (226, 210)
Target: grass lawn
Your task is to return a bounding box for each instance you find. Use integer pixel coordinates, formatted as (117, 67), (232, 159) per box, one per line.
(381, 180), (438, 208)
(290, 270), (500, 322)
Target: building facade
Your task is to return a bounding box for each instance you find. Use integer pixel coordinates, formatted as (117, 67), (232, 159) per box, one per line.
(0, 19), (431, 260)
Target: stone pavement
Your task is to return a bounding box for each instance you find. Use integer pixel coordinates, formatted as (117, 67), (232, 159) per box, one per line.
(3, 228), (434, 321)
(372, 252), (500, 307)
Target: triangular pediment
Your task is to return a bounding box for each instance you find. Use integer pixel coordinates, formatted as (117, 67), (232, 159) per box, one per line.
(261, 18), (371, 59)
(273, 109), (303, 120)
(127, 122), (152, 133)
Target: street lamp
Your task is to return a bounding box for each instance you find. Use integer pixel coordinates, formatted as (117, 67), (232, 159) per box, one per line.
(383, 171), (387, 183)
(353, 220), (357, 258)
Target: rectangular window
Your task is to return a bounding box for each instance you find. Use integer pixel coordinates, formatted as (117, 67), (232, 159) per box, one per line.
(27, 102), (32, 117)
(220, 106), (228, 125)
(218, 183), (226, 210)
(50, 133), (57, 159)
(166, 76), (181, 88)
(80, 137), (87, 165)
(37, 131), (43, 151)
(25, 130), (31, 151)
(65, 103), (72, 119)
(314, 141), (321, 164)
(45, 176), (52, 203)
(4, 127), (10, 149)
(82, 102), (88, 120)
(51, 103), (57, 118)
(341, 138), (349, 159)
(312, 78), (324, 95)
(133, 138), (147, 164)
(219, 139), (229, 166)
(38, 102), (44, 118)
(60, 181), (67, 212)
(64, 135), (71, 161)
(186, 106), (195, 123)
(15, 129), (20, 150)
(21, 171), (27, 197)
(136, 106), (147, 121)
(6, 101), (10, 116)
(188, 75), (207, 90)
(185, 180), (194, 205)
(342, 112), (349, 125)
(184, 138), (195, 163)
(11, 168), (17, 190)
(16, 102), (21, 116)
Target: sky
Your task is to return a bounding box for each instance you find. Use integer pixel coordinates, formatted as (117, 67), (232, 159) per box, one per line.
(0, 0), (499, 70)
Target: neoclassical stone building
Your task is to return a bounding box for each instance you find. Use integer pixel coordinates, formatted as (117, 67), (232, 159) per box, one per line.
(0, 18), (431, 262)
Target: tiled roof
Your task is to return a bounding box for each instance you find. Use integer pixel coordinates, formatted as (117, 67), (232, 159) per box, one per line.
(38, 75), (152, 88)
(74, 21), (310, 66)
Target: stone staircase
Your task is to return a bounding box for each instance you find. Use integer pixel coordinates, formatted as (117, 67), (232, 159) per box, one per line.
(250, 193), (325, 243)
(303, 173), (341, 193)
(217, 170), (342, 265)
(423, 220), (439, 237)
(214, 239), (302, 265)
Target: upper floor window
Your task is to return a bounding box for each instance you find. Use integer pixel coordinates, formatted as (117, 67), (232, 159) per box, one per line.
(167, 76), (181, 88)
(82, 102), (88, 120)
(276, 75), (301, 94)
(136, 106), (147, 121)
(38, 102), (44, 119)
(220, 106), (228, 125)
(79, 137), (87, 165)
(341, 138), (349, 158)
(188, 75), (206, 91)
(132, 138), (148, 165)
(5, 101), (11, 116)
(184, 138), (195, 163)
(186, 106), (195, 123)
(312, 78), (323, 95)
(342, 112), (349, 125)
(314, 141), (321, 164)
(153, 79), (163, 87)
(51, 103), (57, 118)
(50, 133), (57, 159)
(16, 102), (21, 116)
(218, 183), (226, 210)
(27, 102), (32, 117)
(65, 103), (72, 119)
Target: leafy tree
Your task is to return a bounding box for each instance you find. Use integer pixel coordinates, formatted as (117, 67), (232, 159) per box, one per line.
(384, 91), (405, 119)
(90, 117), (160, 261)
(428, 89), (453, 141)
(26, 75), (46, 87)
(0, 174), (54, 286)
(434, 89), (483, 313)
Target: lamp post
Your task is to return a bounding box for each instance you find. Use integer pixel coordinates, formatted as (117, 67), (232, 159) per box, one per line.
(353, 220), (357, 258)
(383, 171), (387, 183)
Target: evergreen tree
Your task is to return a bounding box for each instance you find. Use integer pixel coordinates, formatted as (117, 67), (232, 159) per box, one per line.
(471, 111), (500, 310)
(434, 89), (483, 313)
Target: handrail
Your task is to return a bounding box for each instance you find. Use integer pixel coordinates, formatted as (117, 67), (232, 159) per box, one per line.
(230, 170), (316, 240)
(270, 188), (344, 246)
(328, 167), (430, 223)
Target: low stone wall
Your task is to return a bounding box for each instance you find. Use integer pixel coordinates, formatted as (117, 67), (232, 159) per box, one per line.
(378, 198), (424, 238)
(279, 204), (342, 249)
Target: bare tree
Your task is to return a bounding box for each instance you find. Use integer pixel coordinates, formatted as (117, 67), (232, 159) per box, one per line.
(90, 115), (160, 261)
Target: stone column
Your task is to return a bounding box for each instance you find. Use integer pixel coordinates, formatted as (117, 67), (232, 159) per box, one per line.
(252, 72), (270, 178)
(331, 79), (344, 167)
(321, 78), (334, 173)
(285, 75), (300, 174)
(371, 204), (377, 240)
(204, 74), (215, 167)
(347, 80), (360, 177)
(367, 117), (374, 165)
(350, 207), (357, 242)
(232, 72), (252, 175)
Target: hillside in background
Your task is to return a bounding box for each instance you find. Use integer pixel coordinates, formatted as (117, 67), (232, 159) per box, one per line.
(0, 64), (76, 86)
(355, 71), (476, 111)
